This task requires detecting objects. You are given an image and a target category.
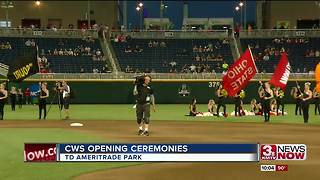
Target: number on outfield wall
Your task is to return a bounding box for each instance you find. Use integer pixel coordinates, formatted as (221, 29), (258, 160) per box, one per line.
(209, 82), (221, 88)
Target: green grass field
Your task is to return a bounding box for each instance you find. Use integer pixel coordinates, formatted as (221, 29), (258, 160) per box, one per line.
(2, 104), (320, 124)
(0, 104), (319, 180)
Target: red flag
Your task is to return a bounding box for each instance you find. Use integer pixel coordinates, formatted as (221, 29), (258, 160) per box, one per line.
(222, 48), (257, 97)
(269, 53), (291, 90)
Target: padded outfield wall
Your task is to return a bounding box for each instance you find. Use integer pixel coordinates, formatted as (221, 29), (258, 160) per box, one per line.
(5, 79), (316, 104)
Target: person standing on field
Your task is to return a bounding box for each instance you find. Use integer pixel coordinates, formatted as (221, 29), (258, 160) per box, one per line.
(133, 75), (156, 136)
(0, 83), (8, 120)
(301, 82), (313, 123)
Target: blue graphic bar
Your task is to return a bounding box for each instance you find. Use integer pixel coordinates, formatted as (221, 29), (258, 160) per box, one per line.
(58, 143), (258, 153)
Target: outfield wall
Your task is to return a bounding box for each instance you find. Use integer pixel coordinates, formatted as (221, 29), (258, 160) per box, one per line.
(7, 80), (316, 104)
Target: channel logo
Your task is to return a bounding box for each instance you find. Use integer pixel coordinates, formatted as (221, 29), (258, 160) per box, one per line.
(260, 144), (307, 161)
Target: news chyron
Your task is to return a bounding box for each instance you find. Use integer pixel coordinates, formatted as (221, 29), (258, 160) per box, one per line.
(260, 144), (307, 161)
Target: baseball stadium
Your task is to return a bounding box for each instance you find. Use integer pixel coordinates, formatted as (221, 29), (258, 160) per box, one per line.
(0, 1), (320, 180)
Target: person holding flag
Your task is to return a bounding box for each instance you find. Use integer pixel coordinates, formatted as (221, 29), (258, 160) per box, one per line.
(259, 81), (274, 122)
(216, 84), (227, 117)
(274, 87), (285, 116)
(291, 86), (302, 115)
(269, 52), (293, 117)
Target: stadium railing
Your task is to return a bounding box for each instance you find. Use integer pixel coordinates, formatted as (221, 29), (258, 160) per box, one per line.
(19, 72), (315, 81)
(110, 30), (229, 39)
(0, 28), (98, 38)
(240, 29), (320, 38)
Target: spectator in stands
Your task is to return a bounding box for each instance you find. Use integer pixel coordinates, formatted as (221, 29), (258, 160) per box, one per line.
(58, 49), (63, 56)
(222, 39), (229, 44)
(30, 39), (36, 47)
(5, 42), (11, 49)
(222, 61), (229, 72)
(162, 61), (168, 67)
(152, 41), (159, 47)
(125, 65), (131, 73)
(148, 41), (153, 48)
(63, 49), (69, 56)
(125, 46), (132, 53)
(193, 45), (198, 52)
(296, 68), (301, 73)
(309, 50), (315, 57)
(25, 39), (31, 47)
(190, 64), (196, 73)
(160, 41), (166, 48)
(92, 68), (99, 74)
(68, 49), (74, 56)
(263, 54), (270, 61)
(169, 60), (177, 68)
(195, 54), (200, 62)
(80, 68), (85, 73)
(316, 50), (320, 57)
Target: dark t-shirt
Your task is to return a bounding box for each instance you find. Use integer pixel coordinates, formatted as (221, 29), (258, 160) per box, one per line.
(136, 84), (154, 105)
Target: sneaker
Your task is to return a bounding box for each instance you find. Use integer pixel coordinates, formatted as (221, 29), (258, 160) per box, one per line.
(138, 129), (143, 135)
(143, 131), (149, 136)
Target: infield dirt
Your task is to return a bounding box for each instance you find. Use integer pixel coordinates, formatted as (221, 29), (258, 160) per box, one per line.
(1, 120), (319, 180)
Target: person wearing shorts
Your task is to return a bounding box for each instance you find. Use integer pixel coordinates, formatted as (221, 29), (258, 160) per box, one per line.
(133, 75), (156, 136)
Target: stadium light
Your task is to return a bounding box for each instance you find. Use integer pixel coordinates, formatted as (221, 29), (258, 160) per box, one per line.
(138, 2), (143, 7)
(239, 2), (244, 7)
(35, 1), (40, 6)
(136, 6), (141, 11)
(235, 6), (240, 11)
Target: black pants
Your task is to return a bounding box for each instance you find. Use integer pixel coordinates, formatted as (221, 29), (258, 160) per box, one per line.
(217, 100), (226, 116)
(18, 98), (23, 108)
(263, 100), (270, 122)
(11, 99), (16, 111)
(301, 100), (310, 123)
(295, 99), (302, 115)
(39, 99), (47, 119)
(0, 101), (5, 120)
(234, 99), (241, 116)
(26, 96), (32, 104)
(136, 103), (151, 124)
(314, 98), (320, 115)
(59, 94), (64, 110)
(276, 98), (285, 115)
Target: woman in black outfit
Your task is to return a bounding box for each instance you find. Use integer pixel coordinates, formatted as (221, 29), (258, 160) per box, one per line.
(189, 98), (197, 116)
(313, 87), (320, 115)
(301, 82), (313, 123)
(234, 91), (242, 116)
(38, 82), (49, 119)
(0, 83), (8, 120)
(10, 86), (17, 111)
(274, 87), (285, 116)
(260, 82), (274, 122)
(17, 88), (23, 109)
(216, 85), (227, 117)
(291, 87), (302, 115)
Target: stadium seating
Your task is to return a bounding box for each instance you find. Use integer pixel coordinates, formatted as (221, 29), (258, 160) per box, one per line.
(0, 37), (106, 73)
(240, 38), (320, 73)
(111, 38), (233, 73)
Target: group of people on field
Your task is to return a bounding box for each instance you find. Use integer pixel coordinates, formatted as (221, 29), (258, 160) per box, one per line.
(188, 82), (319, 123)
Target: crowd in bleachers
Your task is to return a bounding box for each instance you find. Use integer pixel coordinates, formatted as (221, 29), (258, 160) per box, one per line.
(112, 37), (233, 73)
(241, 37), (318, 73)
(0, 42), (12, 49)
